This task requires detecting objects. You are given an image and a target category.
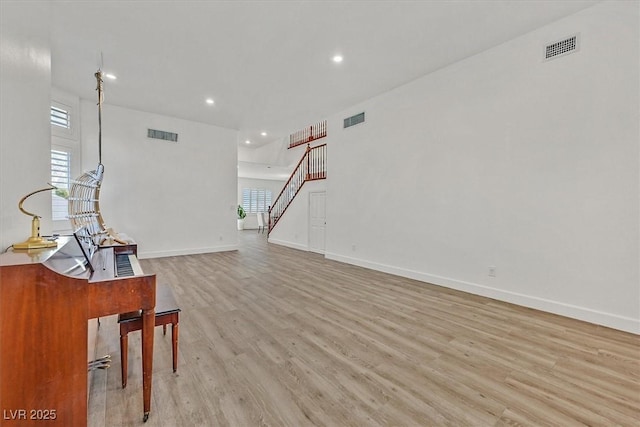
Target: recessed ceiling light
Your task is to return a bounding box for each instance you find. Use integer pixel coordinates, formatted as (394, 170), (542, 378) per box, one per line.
(261, 132), (267, 136)
(104, 73), (117, 80)
(332, 55), (343, 63)
(205, 98), (214, 105)
(245, 140), (251, 144)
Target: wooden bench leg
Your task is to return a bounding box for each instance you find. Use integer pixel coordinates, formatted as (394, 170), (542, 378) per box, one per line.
(172, 322), (179, 373)
(120, 329), (129, 389)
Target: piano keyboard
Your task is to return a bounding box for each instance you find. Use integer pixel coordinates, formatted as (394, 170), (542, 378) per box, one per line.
(115, 253), (144, 277)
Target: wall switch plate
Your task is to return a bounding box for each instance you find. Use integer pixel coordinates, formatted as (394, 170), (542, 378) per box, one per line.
(488, 266), (496, 277)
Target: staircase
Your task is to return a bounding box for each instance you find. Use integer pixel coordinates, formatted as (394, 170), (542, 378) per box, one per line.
(269, 143), (327, 233)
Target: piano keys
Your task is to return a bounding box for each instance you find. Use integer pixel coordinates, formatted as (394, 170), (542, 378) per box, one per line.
(115, 253), (144, 277)
(0, 235), (156, 426)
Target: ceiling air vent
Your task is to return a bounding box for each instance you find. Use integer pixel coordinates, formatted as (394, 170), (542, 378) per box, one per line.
(544, 34), (579, 61)
(344, 112), (365, 129)
(147, 128), (178, 142)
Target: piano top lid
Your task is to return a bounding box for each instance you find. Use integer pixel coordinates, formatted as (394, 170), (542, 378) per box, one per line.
(1, 235), (91, 276)
(0, 236), (72, 267)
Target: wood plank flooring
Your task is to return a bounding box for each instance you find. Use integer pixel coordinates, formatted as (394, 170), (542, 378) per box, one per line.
(89, 231), (639, 426)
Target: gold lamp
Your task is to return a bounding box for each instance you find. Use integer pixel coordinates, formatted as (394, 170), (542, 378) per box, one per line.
(12, 184), (59, 250)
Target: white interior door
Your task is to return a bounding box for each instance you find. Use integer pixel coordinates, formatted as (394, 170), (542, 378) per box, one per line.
(309, 191), (326, 254)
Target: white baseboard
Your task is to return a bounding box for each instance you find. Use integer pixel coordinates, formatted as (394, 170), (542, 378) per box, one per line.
(267, 237), (308, 252)
(325, 252), (639, 335)
(139, 244), (238, 259)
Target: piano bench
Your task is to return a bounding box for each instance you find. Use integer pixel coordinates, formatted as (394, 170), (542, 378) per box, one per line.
(117, 283), (181, 389)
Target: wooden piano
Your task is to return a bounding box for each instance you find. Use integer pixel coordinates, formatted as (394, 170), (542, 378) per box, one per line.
(0, 235), (156, 426)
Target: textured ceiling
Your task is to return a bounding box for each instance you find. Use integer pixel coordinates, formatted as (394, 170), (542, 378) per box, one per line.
(51, 0), (599, 149)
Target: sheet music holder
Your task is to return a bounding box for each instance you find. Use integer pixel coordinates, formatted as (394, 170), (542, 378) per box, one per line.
(73, 227), (96, 273)
(43, 229), (95, 275)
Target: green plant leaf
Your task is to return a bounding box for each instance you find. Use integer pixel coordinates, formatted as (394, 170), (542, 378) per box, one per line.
(237, 205), (246, 219)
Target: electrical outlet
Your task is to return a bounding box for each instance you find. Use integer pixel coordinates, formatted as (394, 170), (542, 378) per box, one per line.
(488, 266), (496, 277)
(352, 244), (356, 252)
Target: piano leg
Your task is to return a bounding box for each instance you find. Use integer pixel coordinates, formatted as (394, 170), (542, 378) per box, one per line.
(141, 308), (155, 422)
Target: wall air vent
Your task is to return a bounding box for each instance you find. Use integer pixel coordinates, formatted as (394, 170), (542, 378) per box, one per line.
(544, 34), (579, 61)
(147, 128), (178, 142)
(344, 112), (365, 129)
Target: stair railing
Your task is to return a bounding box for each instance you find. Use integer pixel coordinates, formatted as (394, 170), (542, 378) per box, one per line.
(289, 120), (327, 149)
(269, 143), (326, 233)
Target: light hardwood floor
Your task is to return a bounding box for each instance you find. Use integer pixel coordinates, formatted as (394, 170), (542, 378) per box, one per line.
(89, 231), (639, 426)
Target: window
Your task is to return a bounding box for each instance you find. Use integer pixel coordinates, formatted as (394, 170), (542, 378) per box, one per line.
(242, 188), (272, 213)
(50, 94), (79, 228)
(51, 106), (70, 129)
(51, 100), (76, 140)
(51, 149), (71, 221)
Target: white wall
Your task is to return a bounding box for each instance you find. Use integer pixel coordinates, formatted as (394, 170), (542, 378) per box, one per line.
(238, 136), (302, 167)
(79, 101), (238, 258)
(0, 1), (52, 251)
(268, 179), (326, 251)
(325, 1), (639, 333)
(237, 137), (305, 181)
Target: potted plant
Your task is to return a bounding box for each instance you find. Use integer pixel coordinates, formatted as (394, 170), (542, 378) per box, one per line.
(237, 205), (246, 230)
